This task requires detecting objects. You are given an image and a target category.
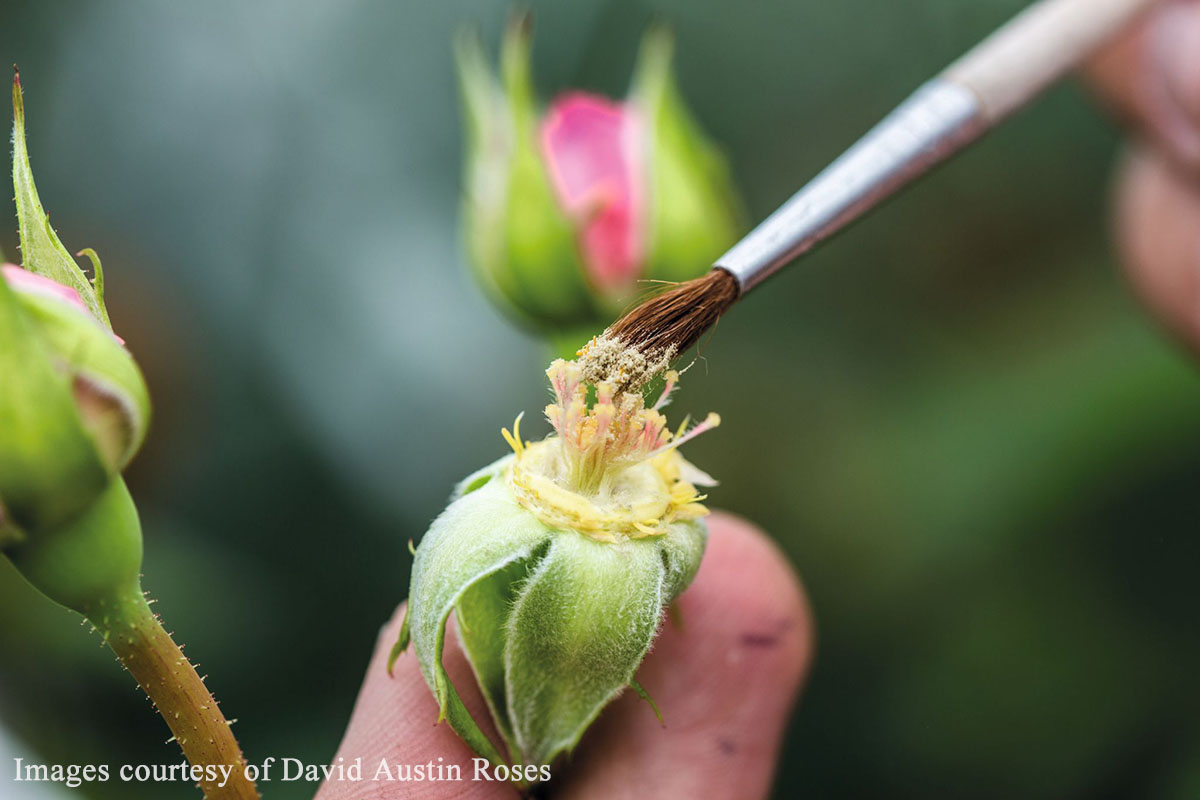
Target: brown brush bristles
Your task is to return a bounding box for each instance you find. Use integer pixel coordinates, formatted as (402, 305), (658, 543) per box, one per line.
(607, 268), (740, 359)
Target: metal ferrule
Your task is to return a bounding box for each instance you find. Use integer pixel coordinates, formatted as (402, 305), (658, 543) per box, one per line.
(715, 79), (986, 293)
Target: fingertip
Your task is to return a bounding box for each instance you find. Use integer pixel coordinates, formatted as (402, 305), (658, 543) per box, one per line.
(1151, 0), (1200, 134)
(704, 511), (816, 685)
(1086, 0), (1200, 172)
(315, 603), (508, 800)
(1114, 145), (1200, 355)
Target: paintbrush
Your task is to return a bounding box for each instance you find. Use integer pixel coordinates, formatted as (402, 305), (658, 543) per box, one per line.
(581, 0), (1160, 385)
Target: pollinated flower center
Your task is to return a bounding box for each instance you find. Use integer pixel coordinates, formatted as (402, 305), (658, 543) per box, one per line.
(502, 358), (719, 542)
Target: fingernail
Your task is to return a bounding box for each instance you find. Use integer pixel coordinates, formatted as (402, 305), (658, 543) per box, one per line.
(1151, 0), (1200, 163)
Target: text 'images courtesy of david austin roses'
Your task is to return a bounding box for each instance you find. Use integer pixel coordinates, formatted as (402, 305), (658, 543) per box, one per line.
(12, 756), (552, 789)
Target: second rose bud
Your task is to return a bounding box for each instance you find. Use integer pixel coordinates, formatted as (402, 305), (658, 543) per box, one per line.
(457, 16), (744, 343)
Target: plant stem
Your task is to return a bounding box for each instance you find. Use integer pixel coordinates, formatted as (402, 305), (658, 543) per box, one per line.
(85, 585), (260, 799)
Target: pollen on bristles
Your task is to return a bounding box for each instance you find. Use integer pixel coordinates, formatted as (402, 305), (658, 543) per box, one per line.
(576, 333), (675, 392)
(584, 268), (740, 380)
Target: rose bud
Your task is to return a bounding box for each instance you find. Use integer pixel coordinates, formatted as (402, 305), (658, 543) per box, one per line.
(457, 17), (743, 343)
(0, 78), (259, 800)
(392, 358), (719, 777)
(0, 72), (149, 549)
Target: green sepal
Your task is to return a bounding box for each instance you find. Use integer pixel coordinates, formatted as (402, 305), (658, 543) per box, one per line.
(450, 454), (512, 501)
(76, 249), (105, 306)
(455, 18), (596, 334)
(630, 26), (744, 284)
(498, 11), (536, 141)
(656, 518), (707, 602)
(12, 73), (110, 328)
(629, 677), (664, 726)
(4, 477), (143, 617)
(407, 468), (551, 765)
(438, 668), (508, 768)
(0, 266), (109, 530)
(388, 453), (507, 676)
(456, 554), (539, 759)
(503, 532), (666, 766)
(386, 607), (411, 677)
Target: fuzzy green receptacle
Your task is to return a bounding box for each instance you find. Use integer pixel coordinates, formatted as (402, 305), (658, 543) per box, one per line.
(394, 358), (720, 781)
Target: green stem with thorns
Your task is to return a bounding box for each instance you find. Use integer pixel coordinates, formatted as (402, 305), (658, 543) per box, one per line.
(84, 586), (260, 799)
(6, 480), (259, 799)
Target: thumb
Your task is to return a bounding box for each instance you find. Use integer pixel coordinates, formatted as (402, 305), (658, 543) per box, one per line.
(315, 605), (511, 800)
(1087, 0), (1200, 170)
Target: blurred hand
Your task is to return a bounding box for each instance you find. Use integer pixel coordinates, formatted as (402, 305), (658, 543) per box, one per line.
(317, 513), (812, 800)
(1088, 0), (1200, 356)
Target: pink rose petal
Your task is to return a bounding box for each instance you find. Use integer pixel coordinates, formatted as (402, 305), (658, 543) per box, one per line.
(2, 264), (124, 344)
(2, 264), (89, 312)
(540, 93), (644, 291)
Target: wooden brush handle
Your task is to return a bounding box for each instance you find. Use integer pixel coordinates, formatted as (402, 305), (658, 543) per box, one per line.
(717, 0), (1161, 293)
(943, 0), (1161, 121)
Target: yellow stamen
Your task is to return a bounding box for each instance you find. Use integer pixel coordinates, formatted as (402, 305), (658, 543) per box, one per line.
(501, 411), (526, 459)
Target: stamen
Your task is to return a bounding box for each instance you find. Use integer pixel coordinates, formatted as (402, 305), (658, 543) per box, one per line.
(647, 412), (720, 459)
(652, 370), (679, 411)
(501, 411), (526, 459)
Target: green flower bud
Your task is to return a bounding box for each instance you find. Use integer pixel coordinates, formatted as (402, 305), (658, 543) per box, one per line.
(457, 18), (744, 340)
(394, 359), (719, 776)
(0, 77), (256, 797)
(1, 72), (149, 557)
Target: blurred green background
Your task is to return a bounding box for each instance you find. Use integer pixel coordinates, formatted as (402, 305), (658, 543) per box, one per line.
(2, 0), (1199, 798)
